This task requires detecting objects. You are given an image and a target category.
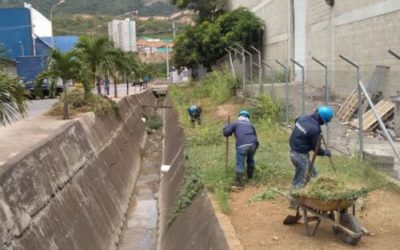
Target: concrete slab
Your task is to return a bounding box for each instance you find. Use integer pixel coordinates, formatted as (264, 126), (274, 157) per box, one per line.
(0, 116), (72, 168)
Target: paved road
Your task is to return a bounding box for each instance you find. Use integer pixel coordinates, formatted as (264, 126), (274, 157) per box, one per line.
(3, 98), (58, 127)
(2, 83), (154, 128)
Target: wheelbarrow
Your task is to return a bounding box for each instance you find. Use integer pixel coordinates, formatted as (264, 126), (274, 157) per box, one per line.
(278, 191), (363, 246)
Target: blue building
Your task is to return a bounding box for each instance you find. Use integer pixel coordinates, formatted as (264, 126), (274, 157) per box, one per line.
(0, 4), (78, 83)
(0, 7), (34, 59)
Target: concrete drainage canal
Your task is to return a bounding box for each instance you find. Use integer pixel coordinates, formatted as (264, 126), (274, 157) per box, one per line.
(118, 99), (164, 250)
(117, 91), (234, 250)
(0, 89), (233, 250)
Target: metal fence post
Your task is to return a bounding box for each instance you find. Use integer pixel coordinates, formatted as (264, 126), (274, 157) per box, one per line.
(276, 60), (289, 126)
(224, 48), (236, 78)
(312, 56), (330, 144)
(339, 55), (363, 159)
(236, 45), (253, 94)
(311, 57), (329, 105)
(251, 46), (263, 95)
(229, 46), (245, 91)
(262, 61), (274, 96)
(290, 58), (305, 114)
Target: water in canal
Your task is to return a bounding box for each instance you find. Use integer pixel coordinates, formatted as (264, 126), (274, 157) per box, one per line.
(118, 129), (163, 250)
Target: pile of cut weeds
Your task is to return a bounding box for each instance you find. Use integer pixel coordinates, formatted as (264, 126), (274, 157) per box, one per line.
(292, 176), (369, 201)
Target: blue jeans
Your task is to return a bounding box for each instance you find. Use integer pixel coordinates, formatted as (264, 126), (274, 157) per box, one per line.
(290, 150), (317, 189)
(236, 144), (257, 174)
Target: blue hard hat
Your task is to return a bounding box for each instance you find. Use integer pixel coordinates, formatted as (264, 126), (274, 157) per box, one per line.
(317, 106), (334, 124)
(239, 110), (250, 118)
(189, 105), (197, 112)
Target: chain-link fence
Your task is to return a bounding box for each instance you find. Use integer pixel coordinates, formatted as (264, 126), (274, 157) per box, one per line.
(217, 48), (400, 175)
(215, 48), (400, 179)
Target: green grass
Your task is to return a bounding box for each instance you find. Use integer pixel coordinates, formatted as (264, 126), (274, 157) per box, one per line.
(167, 70), (398, 222)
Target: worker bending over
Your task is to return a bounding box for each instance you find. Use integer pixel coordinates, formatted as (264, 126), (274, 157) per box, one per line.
(289, 106), (334, 190)
(188, 105), (202, 127)
(223, 110), (259, 189)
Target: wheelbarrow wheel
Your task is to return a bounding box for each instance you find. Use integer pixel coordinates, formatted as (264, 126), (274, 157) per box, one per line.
(327, 211), (339, 235)
(338, 213), (362, 246)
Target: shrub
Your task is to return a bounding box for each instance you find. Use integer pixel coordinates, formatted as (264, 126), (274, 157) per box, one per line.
(49, 89), (119, 117)
(198, 69), (238, 104)
(144, 111), (163, 130)
(247, 94), (284, 123)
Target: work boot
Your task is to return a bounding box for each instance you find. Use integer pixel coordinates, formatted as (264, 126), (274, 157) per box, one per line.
(232, 172), (243, 192)
(247, 167), (254, 179)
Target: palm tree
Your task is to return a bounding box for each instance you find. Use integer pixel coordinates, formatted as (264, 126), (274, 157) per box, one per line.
(35, 71), (58, 98)
(0, 70), (28, 126)
(124, 52), (141, 84)
(109, 49), (126, 98)
(43, 50), (79, 119)
(75, 36), (114, 95)
(100, 49), (141, 98)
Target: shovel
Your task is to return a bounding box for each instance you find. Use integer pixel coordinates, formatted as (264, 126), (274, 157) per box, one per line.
(321, 134), (337, 174)
(276, 190), (302, 225)
(283, 206), (302, 225)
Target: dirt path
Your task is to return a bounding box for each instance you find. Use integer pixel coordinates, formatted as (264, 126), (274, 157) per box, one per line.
(229, 186), (400, 250)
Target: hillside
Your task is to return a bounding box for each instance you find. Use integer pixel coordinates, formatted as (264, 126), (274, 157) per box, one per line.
(53, 14), (189, 38)
(0, 0), (177, 17)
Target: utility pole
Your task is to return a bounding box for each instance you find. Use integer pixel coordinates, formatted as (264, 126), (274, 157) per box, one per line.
(50, 0), (65, 48)
(172, 21), (176, 38)
(166, 46), (170, 82)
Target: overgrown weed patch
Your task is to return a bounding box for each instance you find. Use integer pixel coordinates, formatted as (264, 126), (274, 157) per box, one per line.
(167, 71), (397, 222)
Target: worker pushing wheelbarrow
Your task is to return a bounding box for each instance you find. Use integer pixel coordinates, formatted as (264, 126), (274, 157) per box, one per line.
(282, 106), (366, 245)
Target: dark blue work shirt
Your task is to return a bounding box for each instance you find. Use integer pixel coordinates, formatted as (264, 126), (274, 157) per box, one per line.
(289, 112), (325, 155)
(223, 118), (259, 148)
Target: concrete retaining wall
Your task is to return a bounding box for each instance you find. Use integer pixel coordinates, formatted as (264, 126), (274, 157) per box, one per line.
(158, 95), (237, 250)
(0, 91), (156, 249)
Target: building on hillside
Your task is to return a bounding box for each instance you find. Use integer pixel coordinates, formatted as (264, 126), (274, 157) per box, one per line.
(227, 0), (400, 98)
(108, 18), (137, 52)
(136, 37), (173, 63)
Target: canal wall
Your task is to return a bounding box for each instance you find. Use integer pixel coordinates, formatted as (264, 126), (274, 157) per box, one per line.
(0, 91), (156, 249)
(158, 96), (242, 250)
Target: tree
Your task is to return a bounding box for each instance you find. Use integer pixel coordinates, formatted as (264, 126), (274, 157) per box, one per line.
(35, 71), (59, 98)
(173, 8), (264, 70)
(75, 36), (114, 95)
(0, 70), (28, 126)
(42, 50), (79, 119)
(171, 0), (225, 23)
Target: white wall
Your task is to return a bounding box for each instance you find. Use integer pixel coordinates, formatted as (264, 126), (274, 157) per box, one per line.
(24, 3), (52, 37)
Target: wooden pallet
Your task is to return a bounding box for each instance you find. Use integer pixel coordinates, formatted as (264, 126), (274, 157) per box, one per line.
(337, 89), (361, 122)
(351, 100), (395, 132)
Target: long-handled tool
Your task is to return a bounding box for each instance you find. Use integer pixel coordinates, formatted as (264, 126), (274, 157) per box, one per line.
(224, 116), (231, 173)
(321, 134), (337, 174)
(306, 134), (322, 185)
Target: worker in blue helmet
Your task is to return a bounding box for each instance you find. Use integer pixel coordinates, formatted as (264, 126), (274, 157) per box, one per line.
(188, 105), (202, 127)
(289, 106), (334, 192)
(223, 110), (259, 190)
